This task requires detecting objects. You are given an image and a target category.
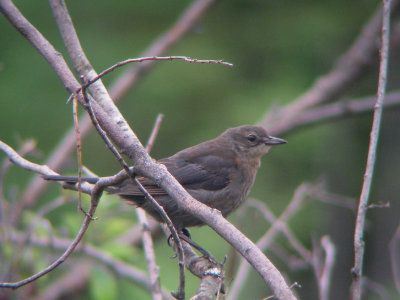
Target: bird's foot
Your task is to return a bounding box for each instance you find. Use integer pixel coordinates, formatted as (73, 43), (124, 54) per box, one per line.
(178, 232), (219, 266)
(167, 229), (220, 265)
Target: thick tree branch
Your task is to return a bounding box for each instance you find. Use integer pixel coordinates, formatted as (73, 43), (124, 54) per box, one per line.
(1, 1), (296, 298)
(20, 0), (217, 209)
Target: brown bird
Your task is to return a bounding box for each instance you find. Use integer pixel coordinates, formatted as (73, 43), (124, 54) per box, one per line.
(44, 125), (286, 231)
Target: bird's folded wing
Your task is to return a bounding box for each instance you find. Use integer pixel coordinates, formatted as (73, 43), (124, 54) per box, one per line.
(110, 154), (235, 199)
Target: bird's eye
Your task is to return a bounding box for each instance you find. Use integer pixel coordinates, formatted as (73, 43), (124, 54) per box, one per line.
(247, 134), (257, 142)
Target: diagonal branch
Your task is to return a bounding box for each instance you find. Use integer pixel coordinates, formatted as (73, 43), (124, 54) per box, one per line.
(228, 183), (312, 300)
(20, 0), (217, 210)
(261, 0), (400, 135)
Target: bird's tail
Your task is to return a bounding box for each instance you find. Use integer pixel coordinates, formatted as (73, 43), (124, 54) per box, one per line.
(42, 175), (99, 184)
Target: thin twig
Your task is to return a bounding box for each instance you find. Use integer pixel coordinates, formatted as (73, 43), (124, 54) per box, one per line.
(228, 183), (312, 300)
(247, 199), (311, 261)
(109, 0), (217, 100)
(145, 114), (164, 153)
(275, 91), (400, 136)
(0, 177), (101, 288)
(19, 0), (217, 210)
(72, 95), (85, 215)
(350, 1), (392, 299)
(2, 1), (297, 297)
(312, 236), (336, 300)
(114, 218), (162, 247)
(136, 209), (162, 300)
(83, 77), (186, 297)
(137, 113), (164, 300)
(32, 264), (91, 300)
(268, 243), (309, 271)
(68, 56), (232, 103)
(80, 80), (131, 175)
(134, 178), (186, 300)
(261, 1), (400, 135)
(83, 71), (186, 298)
(8, 231), (174, 300)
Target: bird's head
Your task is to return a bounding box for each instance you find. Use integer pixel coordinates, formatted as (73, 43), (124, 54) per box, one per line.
(222, 125), (287, 159)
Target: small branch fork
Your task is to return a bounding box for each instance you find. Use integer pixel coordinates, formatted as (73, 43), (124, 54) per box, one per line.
(0, 162), (101, 288)
(80, 81), (187, 299)
(16, 0), (218, 213)
(1, 0), (296, 297)
(1, 0), (398, 298)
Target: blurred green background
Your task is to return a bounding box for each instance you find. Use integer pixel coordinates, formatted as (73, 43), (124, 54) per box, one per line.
(1, 0), (400, 299)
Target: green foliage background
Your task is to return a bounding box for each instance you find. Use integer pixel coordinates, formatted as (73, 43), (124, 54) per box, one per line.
(1, 0), (400, 299)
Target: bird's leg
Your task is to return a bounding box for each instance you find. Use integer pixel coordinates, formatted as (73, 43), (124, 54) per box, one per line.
(178, 228), (219, 265)
(167, 229), (219, 264)
(181, 227), (191, 239)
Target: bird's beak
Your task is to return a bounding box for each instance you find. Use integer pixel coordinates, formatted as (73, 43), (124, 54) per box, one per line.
(263, 136), (287, 145)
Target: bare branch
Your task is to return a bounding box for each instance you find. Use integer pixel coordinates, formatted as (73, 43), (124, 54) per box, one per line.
(114, 218), (162, 247)
(247, 199), (310, 261)
(134, 178), (186, 300)
(20, 0), (217, 209)
(228, 183), (312, 300)
(84, 68), (184, 297)
(0, 173), (102, 288)
(261, 1), (400, 135)
(7, 231), (174, 300)
(59, 1), (297, 296)
(350, 1), (393, 299)
(0, 141), (60, 179)
(2, 0), (295, 297)
(161, 225), (224, 300)
(136, 114), (165, 300)
(276, 91), (400, 136)
(136, 208), (162, 300)
(32, 264), (90, 300)
(109, 0), (217, 100)
(312, 236), (336, 300)
(67, 56), (232, 103)
(86, 69), (184, 298)
(145, 114), (164, 154)
(191, 267), (224, 300)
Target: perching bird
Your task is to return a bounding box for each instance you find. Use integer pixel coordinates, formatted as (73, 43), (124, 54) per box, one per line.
(43, 125), (286, 231)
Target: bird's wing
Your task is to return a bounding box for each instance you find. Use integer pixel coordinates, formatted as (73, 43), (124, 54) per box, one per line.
(164, 154), (234, 191)
(110, 153), (235, 200)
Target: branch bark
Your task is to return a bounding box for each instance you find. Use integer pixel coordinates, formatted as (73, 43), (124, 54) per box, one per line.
(350, 1), (392, 299)
(0, 0), (296, 298)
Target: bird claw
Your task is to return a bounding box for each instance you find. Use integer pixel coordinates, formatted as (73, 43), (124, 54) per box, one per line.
(178, 232), (220, 266)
